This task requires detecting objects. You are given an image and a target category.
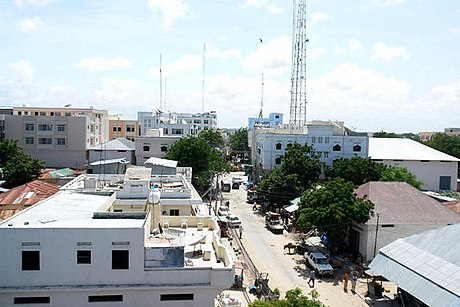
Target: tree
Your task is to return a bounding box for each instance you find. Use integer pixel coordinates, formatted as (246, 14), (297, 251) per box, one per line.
(228, 128), (249, 156)
(249, 288), (325, 307)
(380, 165), (423, 189)
(296, 178), (374, 248)
(424, 133), (460, 159)
(0, 139), (44, 188)
(165, 137), (231, 194)
(258, 144), (322, 207)
(198, 129), (224, 148)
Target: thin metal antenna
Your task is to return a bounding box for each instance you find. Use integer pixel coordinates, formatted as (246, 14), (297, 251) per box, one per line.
(164, 77), (167, 111)
(160, 54), (163, 110)
(202, 42), (206, 113)
(259, 73), (264, 118)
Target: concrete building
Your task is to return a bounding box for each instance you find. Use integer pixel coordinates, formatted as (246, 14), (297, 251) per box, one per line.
(369, 138), (459, 191)
(445, 127), (460, 137)
(4, 107), (109, 169)
(88, 138), (135, 164)
(353, 182), (460, 262)
(108, 115), (140, 142)
(0, 167), (234, 307)
(135, 130), (181, 165)
(177, 111), (218, 133)
(88, 158), (129, 174)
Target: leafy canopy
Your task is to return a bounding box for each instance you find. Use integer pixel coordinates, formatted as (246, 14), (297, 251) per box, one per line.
(228, 128), (249, 155)
(165, 136), (231, 193)
(423, 132), (460, 159)
(198, 129), (224, 148)
(249, 288), (325, 307)
(297, 178), (374, 247)
(0, 139), (44, 188)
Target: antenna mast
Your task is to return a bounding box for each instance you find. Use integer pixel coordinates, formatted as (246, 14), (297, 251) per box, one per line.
(202, 43), (206, 113)
(259, 73), (264, 118)
(289, 0), (308, 128)
(159, 54), (163, 110)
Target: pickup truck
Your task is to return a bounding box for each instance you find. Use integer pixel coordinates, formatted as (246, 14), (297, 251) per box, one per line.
(305, 251), (334, 275)
(265, 212), (284, 234)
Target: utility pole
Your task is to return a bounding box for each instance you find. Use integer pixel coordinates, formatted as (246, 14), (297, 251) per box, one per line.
(373, 212), (380, 258)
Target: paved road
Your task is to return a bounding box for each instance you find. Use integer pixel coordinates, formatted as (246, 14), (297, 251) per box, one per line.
(222, 172), (368, 307)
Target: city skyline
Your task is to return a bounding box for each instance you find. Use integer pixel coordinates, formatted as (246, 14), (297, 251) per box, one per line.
(1, 0), (459, 132)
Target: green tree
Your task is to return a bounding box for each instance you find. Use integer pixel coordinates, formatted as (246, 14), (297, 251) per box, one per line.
(297, 178), (374, 247)
(249, 288), (325, 307)
(380, 165), (423, 189)
(372, 131), (400, 138)
(228, 128), (249, 156)
(0, 139), (44, 188)
(424, 133), (460, 159)
(258, 144), (322, 207)
(165, 137), (231, 193)
(198, 129), (224, 148)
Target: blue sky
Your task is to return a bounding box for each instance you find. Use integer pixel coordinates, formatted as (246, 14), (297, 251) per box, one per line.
(1, 0), (459, 133)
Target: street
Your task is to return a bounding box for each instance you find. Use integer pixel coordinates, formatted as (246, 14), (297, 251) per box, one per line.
(221, 172), (368, 307)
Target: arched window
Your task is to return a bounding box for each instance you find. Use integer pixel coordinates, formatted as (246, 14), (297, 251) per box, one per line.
(160, 145), (168, 152)
(286, 143), (292, 149)
(353, 145), (362, 152)
(333, 144), (341, 152)
(143, 145), (150, 152)
(275, 157), (281, 165)
(275, 143), (282, 150)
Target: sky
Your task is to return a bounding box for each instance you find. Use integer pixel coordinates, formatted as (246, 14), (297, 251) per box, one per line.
(0, 0), (459, 133)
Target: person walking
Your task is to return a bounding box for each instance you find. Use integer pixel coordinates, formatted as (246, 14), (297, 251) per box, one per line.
(239, 225), (243, 239)
(351, 272), (358, 293)
(343, 272), (349, 292)
(308, 270), (316, 288)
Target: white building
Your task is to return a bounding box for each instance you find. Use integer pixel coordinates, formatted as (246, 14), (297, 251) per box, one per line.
(88, 137), (135, 164)
(0, 167), (234, 307)
(135, 130), (181, 165)
(369, 138), (459, 191)
(4, 107), (109, 169)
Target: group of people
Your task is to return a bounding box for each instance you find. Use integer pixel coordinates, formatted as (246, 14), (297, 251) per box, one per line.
(307, 270), (358, 294)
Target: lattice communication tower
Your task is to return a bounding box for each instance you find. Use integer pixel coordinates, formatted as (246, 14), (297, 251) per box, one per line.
(289, 0), (308, 128)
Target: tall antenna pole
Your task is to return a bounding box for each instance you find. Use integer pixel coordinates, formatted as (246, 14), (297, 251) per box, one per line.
(289, 0), (308, 128)
(202, 42), (206, 113)
(259, 73), (264, 118)
(164, 77), (167, 111)
(159, 54), (163, 110)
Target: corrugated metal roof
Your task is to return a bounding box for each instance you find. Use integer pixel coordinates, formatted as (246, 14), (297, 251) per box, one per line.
(0, 180), (60, 207)
(355, 182), (460, 225)
(89, 158), (129, 166)
(90, 138), (135, 151)
(369, 138), (460, 161)
(144, 157), (178, 168)
(368, 223), (460, 307)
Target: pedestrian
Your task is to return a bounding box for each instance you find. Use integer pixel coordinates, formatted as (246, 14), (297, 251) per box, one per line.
(239, 225), (243, 239)
(351, 272), (358, 293)
(343, 272), (349, 292)
(308, 269), (316, 288)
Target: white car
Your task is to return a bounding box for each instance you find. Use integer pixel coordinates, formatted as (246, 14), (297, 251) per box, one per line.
(217, 206), (230, 216)
(225, 215), (242, 228)
(305, 251), (334, 275)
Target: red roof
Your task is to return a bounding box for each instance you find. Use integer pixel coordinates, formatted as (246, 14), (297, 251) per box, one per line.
(0, 180), (60, 207)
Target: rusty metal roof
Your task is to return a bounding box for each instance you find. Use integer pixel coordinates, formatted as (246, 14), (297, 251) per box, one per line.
(0, 180), (60, 207)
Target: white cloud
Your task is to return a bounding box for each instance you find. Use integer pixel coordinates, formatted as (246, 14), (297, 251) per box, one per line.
(310, 12), (330, 26)
(9, 60), (35, 81)
(238, 0), (283, 14)
(147, 54), (202, 79)
(207, 47), (241, 60)
(92, 78), (140, 104)
(374, 0), (405, 7)
(347, 39), (363, 53)
(147, 0), (189, 29)
(372, 42), (410, 61)
(19, 17), (44, 33)
(74, 57), (133, 72)
(242, 36), (291, 76)
(14, 0), (55, 8)
(308, 47), (325, 59)
(425, 80), (460, 107)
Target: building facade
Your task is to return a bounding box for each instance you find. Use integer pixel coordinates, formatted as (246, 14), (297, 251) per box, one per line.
(135, 133), (181, 166)
(4, 107), (109, 169)
(108, 115), (141, 142)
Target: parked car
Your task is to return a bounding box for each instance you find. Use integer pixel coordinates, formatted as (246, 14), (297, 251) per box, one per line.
(232, 177), (244, 184)
(232, 182), (240, 189)
(217, 206), (230, 216)
(221, 181), (231, 192)
(225, 215), (242, 228)
(305, 251), (334, 275)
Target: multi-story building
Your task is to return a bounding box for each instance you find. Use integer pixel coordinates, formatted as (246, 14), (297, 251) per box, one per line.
(0, 166), (234, 307)
(445, 127), (460, 137)
(176, 111), (218, 133)
(135, 129), (181, 166)
(109, 115), (140, 142)
(4, 107), (109, 169)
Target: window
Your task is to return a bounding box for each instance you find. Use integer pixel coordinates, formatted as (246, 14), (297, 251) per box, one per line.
(204, 120), (209, 124)
(439, 176), (451, 190)
(275, 143), (282, 150)
(34, 112), (39, 116)
(112, 127), (118, 132)
(88, 295), (123, 303)
(57, 124), (66, 132)
(275, 157), (281, 165)
(56, 138), (66, 145)
(38, 138), (52, 145)
(18, 111), (22, 115)
(22, 251), (40, 271)
(318, 137), (323, 143)
(311, 137), (316, 143)
(353, 145), (361, 152)
(172, 128), (183, 135)
(117, 127), (121, 132)
(325, 137), (330, 143)
(323, 152), (329, 158)
(38, 123), (53, 131)
(77, 250), (91, 264)
(170, 209), (179, 216)
(14, 297), (50, 304)
(50, 112), (54, 116)
(286, 143), (292, 148)
(333, 144), (341, 151)
(126, 125), (135, 132)
(55, 112), (61, 117)
(39, 112), (46, 116)
(25, 137), (34, 145)
(160, 294), (194, 301)
(90, 125), (95, 133)
(25, 124), (34, 131)
(112, 250), (129, 270)
(160, 145), (168, 152)
(143, 145), (150, 151)
(257, 148), (261, 154)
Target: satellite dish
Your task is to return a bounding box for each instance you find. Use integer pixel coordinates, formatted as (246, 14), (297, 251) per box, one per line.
(64, 104), (71, 107)
(148, 189), (161, 204)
